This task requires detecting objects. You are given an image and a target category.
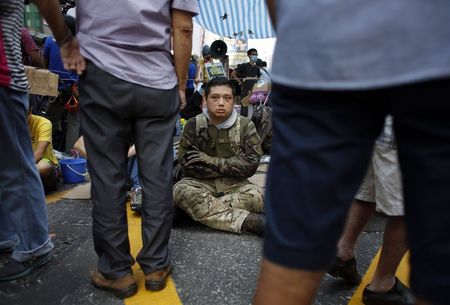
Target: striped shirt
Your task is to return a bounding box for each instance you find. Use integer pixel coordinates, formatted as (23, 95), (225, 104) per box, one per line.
(0, 0), (29, 92)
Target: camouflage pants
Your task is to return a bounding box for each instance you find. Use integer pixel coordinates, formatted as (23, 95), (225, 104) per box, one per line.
(173, 178), (264, 233)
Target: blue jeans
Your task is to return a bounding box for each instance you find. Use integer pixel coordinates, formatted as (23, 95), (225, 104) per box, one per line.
(175, 113), (182, 136)
(0, 87), (53, 262)
(128, 147), (177, 192)
(128, 156), (141, 191)
(264, 79), (450, 305)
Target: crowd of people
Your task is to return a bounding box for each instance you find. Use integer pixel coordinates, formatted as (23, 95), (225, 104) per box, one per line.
(1, 1), (450, 305)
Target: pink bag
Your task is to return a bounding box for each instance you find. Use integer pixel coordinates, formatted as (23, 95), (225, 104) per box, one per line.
(249, 90), (269, 105)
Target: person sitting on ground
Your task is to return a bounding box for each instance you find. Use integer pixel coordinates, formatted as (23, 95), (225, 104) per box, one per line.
(180, 88), (203, 120)
(74, 136), (143, 211)
(127, 145), (143, 212)
(73, 136), (88, 159)
(28, 105), (59, 193)
(173, 77), (265, 236)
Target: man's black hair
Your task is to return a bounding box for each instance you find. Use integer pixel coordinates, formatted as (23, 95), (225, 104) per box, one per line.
(204, 77), (236, 98)
(247, 48), (258, 56)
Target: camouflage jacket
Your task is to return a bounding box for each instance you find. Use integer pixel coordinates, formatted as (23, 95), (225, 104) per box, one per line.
(179, 113), (262, 192)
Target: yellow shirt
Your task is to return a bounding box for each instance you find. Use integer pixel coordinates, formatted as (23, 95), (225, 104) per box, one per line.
(28, 114), (58, 166)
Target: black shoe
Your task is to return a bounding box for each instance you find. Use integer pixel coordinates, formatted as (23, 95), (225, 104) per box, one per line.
(328, 257), (362, 285)
(242, 213), (265, 236)
(363, 278), (414, 305)
(130, 187), (142, 212)
(0, 251), (53, 281)
(0, 247), (13, 266)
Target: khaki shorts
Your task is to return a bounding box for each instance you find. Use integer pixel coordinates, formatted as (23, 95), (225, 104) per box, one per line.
(355, 144), (404, 216)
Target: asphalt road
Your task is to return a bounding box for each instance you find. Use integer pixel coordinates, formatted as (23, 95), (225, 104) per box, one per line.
(0, 191), (386, 305)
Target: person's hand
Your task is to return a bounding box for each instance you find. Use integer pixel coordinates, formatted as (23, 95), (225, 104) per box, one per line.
(179, 88), (187, 110)
(127, 145), (136, 158)
(60, 37), (86, 75)
(185, 150), (218, 167)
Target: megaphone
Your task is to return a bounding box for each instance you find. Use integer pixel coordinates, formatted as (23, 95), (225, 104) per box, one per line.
(210, 40), (228, 59)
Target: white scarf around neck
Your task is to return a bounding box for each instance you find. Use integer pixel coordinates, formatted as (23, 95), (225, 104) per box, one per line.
(202, 108), (238, 129)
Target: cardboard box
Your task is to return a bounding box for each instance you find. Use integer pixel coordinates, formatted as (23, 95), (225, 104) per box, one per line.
(24, 66), (59, 97)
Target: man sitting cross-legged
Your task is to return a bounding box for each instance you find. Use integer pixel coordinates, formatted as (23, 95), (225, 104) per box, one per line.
(174, 77), (265, 236)
(28, 105), (59, 193)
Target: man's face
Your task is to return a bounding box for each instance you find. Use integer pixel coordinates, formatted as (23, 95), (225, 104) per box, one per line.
(248, 51), (258, 63)
(205, 85), (234, 124)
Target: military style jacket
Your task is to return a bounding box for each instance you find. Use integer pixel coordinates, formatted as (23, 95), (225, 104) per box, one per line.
(179, 113), (262, 193)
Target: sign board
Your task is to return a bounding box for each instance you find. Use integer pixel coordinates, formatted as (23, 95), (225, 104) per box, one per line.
(24, 66), (59, 97)
(204, 61), (226, 80)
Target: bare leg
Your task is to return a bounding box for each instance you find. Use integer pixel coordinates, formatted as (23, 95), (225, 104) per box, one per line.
(337, 199), (375, 260)
(253, 259), (324, 305)
(367, 216), (407, 291)
(36, 159), (52, 176)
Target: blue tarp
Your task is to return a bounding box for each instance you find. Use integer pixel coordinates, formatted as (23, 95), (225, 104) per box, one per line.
(195, 0), (275, 39)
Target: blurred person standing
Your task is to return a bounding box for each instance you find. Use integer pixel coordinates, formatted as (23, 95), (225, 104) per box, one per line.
(56, 0), (198, 298)
(21, 27), (44, 68)
(43, 15), (80, 152)
(231, 48), (261, 117)
(254, 1), (450, 305)
(328, 116), (413, 305)
(21, 26), (44, 116)
(0, 0), (73, 281)
(186, 55), (197, 99)
(196, 45), (213, 86)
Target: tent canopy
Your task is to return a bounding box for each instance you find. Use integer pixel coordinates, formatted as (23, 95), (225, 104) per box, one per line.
(195, 0), (275, 39)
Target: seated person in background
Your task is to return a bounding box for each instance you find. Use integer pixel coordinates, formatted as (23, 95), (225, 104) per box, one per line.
(74, 136), (143, 211)
(73, 136), (88, 159)
(173, 77), (265, 236)
(180, 89), (203, 120)
(28, 105), (59, 193)
(127, 145), (144, 212)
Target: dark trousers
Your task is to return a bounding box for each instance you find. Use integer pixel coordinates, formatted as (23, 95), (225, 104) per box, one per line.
(79, 62), (178, 278)
(264, 79), (450, 305)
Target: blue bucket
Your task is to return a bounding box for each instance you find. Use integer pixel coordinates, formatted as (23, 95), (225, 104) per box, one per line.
(60, 158), (87, 184)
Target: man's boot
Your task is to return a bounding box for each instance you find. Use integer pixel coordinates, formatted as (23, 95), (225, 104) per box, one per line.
(242, 213), (265, 236)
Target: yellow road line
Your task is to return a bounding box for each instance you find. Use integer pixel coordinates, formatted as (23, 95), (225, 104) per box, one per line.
(125, 203), (182, 305)
(46, 190), (68, 204)
(45, 190), (182, 304)
(348, 249), (410, 305)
